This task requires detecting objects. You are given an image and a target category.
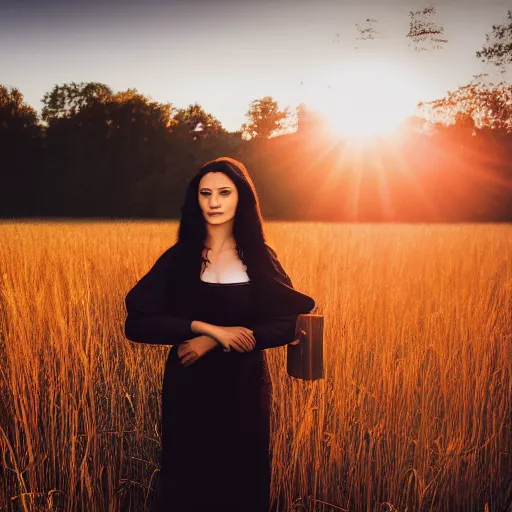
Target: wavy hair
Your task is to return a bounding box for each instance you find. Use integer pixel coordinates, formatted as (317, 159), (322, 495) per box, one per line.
(176, 156), (273, 278)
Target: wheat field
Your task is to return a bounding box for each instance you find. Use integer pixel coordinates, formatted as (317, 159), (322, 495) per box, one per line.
(0, 221), (510, 512)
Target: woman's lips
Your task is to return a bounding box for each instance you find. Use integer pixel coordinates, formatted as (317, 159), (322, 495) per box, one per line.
(208, 212), (223, 216)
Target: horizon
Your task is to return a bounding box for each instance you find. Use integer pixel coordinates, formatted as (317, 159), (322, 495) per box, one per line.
(1, 0), (511, 134)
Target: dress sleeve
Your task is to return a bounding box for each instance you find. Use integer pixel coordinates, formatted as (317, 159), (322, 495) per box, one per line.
(251, 313), (301, 351)
(124, 246), (195, 346)
(251, 246), (315, 351)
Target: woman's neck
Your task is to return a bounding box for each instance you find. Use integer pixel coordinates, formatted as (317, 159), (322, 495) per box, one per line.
(204, 223), (236, 253)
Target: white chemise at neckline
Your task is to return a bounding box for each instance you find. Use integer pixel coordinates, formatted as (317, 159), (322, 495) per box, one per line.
(199, 278), (251, 286)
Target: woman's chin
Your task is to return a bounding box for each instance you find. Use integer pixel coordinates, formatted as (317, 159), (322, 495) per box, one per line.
(205, 214), (231, 224)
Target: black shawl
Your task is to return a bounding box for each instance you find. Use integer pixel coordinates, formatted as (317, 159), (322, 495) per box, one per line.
(124, 242), (316, 351)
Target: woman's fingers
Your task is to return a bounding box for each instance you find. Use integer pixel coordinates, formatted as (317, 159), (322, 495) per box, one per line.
(242, 331), (256, 351)
(230, 332), (247, 352)
(232, 333), (250, 352)
(221, 327), (256, 353)
(246, 330), (256, 349)
(178, 344), (197, 365)
(231, 340), (244, 353)
(243, 328), (254, 339)
(237, 332), (254, 352)
(239, 328), (255, 345)
(246, 334), (255, 351)
(240, 332), (252, 351)
(245, 329), (256, 349)
(181, 351), (198, 366)
(237, 335), (250, 352)
(244, 336), (255, 351)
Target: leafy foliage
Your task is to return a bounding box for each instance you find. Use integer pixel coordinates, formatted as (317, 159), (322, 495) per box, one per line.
(0, 85), (39, 135)
(41, 82), (113, 121)
(241, 96), (290, 140)
(476, 10), (512, 73)
(418, 76), (512, 133)
(172, 102), (225, 141)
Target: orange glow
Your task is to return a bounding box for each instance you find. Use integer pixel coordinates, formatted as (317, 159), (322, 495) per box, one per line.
(304, 60), (422, 140)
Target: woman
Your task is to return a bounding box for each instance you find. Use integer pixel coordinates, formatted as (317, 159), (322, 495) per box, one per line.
(124, 157), (315, 512)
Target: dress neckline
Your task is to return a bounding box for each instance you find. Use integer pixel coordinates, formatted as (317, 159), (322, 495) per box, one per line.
(199, 278), (250, 286)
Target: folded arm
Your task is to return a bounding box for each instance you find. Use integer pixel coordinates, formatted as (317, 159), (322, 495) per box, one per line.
(124, 311), (196, 346)
(124, 244), (314, 351)
(251, 314), (299, 351)
(124, 247), (220, 347)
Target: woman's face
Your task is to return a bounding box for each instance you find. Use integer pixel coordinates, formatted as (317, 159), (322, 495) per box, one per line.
(198, 172), (239, 225)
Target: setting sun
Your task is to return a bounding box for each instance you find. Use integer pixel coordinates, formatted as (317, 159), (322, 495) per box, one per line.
(304, 60), (422, 139)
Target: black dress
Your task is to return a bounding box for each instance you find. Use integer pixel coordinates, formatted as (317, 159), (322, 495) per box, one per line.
(157, 279), (273, 512)
(124, 243), (316, 511)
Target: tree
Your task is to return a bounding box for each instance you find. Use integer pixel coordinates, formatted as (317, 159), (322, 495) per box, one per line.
(172, 102), (225, 141)
(241, 96), (290, 140)
(0, 85), (39, 135)
(0, 85), (42, 217)
(417, 76), (512, 133)
(107, 88), (176, 137)
(41, 82), (113, 122)
(41, 83), (177, 140)
(39, 82), (182, 216)
(476, 10), (512, 73)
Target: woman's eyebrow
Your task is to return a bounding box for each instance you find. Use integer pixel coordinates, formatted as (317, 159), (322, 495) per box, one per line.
(199, 186), (232, 191)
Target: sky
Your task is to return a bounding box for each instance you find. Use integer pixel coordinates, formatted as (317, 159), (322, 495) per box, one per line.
(1, 0), (510, 133)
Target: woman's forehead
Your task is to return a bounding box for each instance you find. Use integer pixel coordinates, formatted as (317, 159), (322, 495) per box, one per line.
(199, 172), (235, 188)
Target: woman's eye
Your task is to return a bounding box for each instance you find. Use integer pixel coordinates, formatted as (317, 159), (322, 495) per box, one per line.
(200, 191), (230, 196)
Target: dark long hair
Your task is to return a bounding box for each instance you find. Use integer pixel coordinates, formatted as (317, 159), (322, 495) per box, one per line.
(176, 157), (273, 279)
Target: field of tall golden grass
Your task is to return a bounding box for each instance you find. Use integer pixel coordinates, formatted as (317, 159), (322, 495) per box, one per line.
(0, 221), (510, 512)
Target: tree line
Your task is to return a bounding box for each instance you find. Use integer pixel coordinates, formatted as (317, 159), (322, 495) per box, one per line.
(1, 8), (512, 222)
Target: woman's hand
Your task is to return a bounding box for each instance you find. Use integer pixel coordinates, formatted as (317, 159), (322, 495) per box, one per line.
(289, 325), (305, 345)
(209, 325), (256, 353)
(177, 335), (219, 366)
